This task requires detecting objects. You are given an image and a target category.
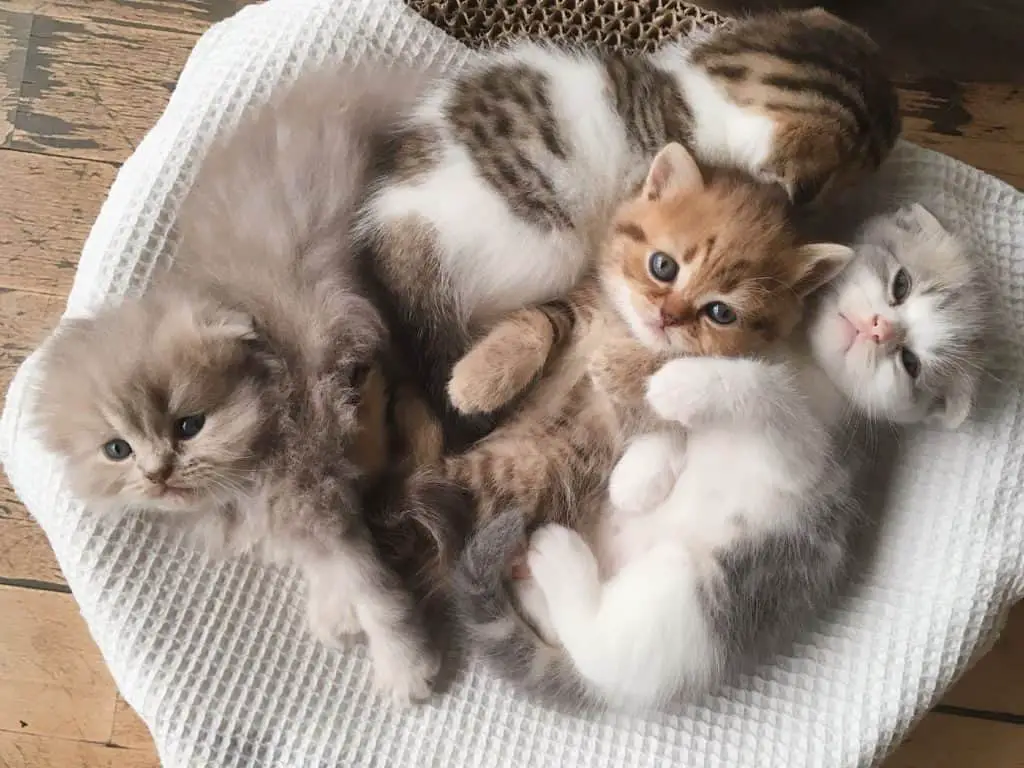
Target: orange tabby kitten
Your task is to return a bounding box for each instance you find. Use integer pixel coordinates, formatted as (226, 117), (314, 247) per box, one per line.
(438, 141), (852, 534)
(436, 142), (851, 694)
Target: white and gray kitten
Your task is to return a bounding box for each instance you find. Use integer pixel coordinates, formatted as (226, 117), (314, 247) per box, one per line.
(459, 202), (985, 710)
(32, 64), (446, 705)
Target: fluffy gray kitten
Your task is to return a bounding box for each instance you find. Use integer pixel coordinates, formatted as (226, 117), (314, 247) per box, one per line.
(33, 64), (446, 705)
(456, 202), (986, 710)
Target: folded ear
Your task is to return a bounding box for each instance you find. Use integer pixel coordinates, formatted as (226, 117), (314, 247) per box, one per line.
(925, 373), (976, 430)
(642, 142), (704, 201)
(190, 305), (258, 343)
(791, 243), (855, 298)
(895, 202), (948, 237)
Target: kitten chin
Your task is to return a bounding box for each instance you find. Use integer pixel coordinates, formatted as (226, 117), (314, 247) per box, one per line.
(806, 203), (986, 428)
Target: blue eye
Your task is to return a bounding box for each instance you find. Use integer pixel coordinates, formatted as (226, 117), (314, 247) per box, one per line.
(900, 348), (921, 378)
(174, 414), (206, 440)
(102, 438), (132, 461)
(703, 301), (737, 325)
(648, 251), (679, 282)
(891, 268), (912, 303)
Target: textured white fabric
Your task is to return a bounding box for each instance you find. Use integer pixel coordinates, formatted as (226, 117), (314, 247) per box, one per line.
(2, 0), (1022, 766)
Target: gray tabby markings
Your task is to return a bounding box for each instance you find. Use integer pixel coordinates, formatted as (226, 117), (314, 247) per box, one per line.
(447, 65), (572, 230)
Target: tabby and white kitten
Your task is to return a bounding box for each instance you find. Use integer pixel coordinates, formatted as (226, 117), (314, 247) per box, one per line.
(447, 142), (854, 688)
(359, 8), (900, 442)
(32, 65), (448, 705)
(469, 202), (984, 710)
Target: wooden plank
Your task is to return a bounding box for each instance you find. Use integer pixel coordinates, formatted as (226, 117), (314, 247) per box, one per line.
(0, 495), (66, 588)
(5, 13), (196, 162)
(884, 713), (1024, 768)
(0, 10), (30, 143)
(108, 696), (152, 751)
(899, 82), (1024, 147)
(0, 585), (117, 742)
(0, 288), (62, 396)
(899, 82), (1024, 189)
(0, 0), (245, 35)
(0, 149), (115, 295)
(0, 731), (159, 767)
(940, 601), (1024, 716)
(0, 289), (67, 588)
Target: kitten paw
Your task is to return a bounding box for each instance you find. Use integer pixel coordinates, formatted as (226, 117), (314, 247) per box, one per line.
(448, 332), (548, 415)
(646, 357), (713, 425)
(527, 524), (598, 604)
(608, 433), (681, 515)
(367, 633), (441, 707)
(306, 592), (362, 647)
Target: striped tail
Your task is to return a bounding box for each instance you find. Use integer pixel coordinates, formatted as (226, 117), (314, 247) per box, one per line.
(451, 508), (595, 708)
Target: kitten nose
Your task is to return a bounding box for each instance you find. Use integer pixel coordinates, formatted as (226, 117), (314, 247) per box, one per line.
(660, 309), (680, 327)
(144, 463), (173, 484)
(869, 315), (894, 343)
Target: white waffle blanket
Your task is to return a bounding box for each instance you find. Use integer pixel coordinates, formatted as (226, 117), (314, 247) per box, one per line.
(2, 0), (1022, 766)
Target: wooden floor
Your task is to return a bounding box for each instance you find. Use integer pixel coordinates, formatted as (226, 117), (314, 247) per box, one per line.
(0, 2), (1022, 766)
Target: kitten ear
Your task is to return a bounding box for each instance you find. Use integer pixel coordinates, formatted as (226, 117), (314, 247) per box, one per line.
(201, 309), (258, 342)
(926, 374), (976, 430)
(642, 143), (704, 201)
(791, 243), (855, 298)
(896, 203), (946, 236)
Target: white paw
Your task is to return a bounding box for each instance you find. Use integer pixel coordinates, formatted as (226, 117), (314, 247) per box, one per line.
(609, 464), (677, 515)
(527, 525), (598, 600)
(306, 592), (362, 648)
(608, 434), (681, 515)
(367, 633), (441, 707)
(646, 357), (711, 425)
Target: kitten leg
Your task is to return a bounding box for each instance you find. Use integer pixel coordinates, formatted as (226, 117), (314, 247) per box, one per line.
(305, 561), (362, 641)
(305, 537), (439, 706)
(526, 525), (602, 622)
(528, 525), (716, 708)
(646, 357), (790, 427)
(448, 301), (573, 416)
(607, 431), (685, 515)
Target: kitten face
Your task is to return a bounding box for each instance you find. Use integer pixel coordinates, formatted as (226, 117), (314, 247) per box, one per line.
(602, 143), (852, 357)
(807, 203), (985, 427)
(34, 293), (278, 512)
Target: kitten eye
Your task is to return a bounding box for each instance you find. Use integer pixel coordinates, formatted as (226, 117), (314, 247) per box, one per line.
(648, 251), (679, 283)
(703, 301), (737, 326)
(102, 439), (133, 461)
(899, 347), (921, 378)
(891, 268), (912, 304)
(174, 414), (206, 440)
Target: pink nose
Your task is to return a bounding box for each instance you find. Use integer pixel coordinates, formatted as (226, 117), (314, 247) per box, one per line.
(855, 314), (894, 343)
(870, 315), (894, 343)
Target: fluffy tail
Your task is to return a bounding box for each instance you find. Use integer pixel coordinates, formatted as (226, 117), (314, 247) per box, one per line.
(451, 509), (594, 708)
